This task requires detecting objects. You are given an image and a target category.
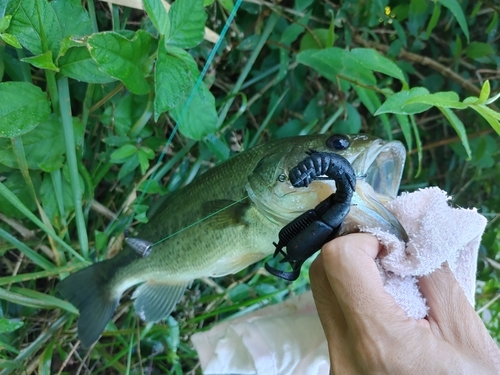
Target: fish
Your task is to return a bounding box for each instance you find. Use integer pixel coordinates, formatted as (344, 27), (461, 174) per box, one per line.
(57, 133), (407, 348)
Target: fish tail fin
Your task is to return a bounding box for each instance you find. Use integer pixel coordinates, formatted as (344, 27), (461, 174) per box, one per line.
(57, 262), (119, 348)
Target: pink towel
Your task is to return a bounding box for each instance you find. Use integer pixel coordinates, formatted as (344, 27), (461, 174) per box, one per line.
(191, 187), (487, 374)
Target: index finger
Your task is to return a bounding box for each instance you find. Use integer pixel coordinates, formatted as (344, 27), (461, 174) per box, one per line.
(320, 233), (407, 331)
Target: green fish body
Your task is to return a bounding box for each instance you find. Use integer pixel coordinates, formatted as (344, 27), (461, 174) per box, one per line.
(57, 134), (406, 347)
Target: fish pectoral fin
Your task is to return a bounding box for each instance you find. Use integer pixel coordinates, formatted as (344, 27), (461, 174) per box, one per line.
(202, 199), (251, 229)
(132, 281), (189, 322)
(211, 252), (267, 277)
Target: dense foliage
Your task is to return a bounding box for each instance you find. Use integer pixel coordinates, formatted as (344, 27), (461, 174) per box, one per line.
(0, 0), (499, 373)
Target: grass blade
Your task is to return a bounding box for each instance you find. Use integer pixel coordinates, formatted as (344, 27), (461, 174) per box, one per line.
(216, 11), (281, 128)
(0, 286), (78, 314)
(0, 227), (54, 270)
(0, 182), (87, 263)
(0, 263), (87, 287)
(0, 313), (70, 375)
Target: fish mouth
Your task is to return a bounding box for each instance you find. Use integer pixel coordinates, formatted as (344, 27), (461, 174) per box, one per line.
(349, 139), (406, 202)
(346, 139), (408, 241)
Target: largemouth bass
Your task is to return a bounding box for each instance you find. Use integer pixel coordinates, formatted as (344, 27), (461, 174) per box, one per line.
(57, 134), (406, 348)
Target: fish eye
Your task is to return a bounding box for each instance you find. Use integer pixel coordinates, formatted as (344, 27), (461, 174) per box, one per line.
(277, 173), (287, 182)
(326, 134), (350, 150)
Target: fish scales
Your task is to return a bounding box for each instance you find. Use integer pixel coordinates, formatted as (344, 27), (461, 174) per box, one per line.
(56, 134), (407, 348)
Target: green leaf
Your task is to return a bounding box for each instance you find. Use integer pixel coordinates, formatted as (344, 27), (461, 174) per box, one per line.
(217, 0), (234, 12)
(297, 48), (376, 86)
(333, 103), (361, 134)
(0, 32), (22, 48)
(144, 0), (170, 36)
(59, 47), (115, 84)
(404, 91), (467, 109)
(118, 154), (140, 180)
(137, 148), (151, 174)
(88, 30), (152, 95)
(470, 105), (500, 136)
(478, 80), (490, 104)
(0, 114), (84, 172)
(0, 172), (38, 218)
(350, 48), (408, 89)
(204, 134), (230, 160)
(95, 230), (109, 251)
(170, 83), (218, 140)
(40, 173), (74, 224)
(0, 318), (23, 334)
(280, 15), (310, 46)
(38, 340), (54, 375)
(111, 144), (137, 161)
(471, 104), (500, 122)
(0, 82), (50, 138)
(426, 2), (441, 38)
(0, 15), (12, 31)
(21, 51), (59, 71)
(438, 107), (471, 159)
(8, 0), (92, 56)
(154, 45), (199, 120)
(486, 11), (498, 34)
(395, 114), (412, 151)
(465, 42), (495, 59)
(167, 0), (207, 49)
(353, 85), (392, 137)
(375, 87), (431, 115)
(299, 28), (336, 51)
(437, 0), (469, 43)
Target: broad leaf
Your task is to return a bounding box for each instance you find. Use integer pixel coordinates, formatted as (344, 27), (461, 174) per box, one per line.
(0, 114), (83, 171)
(297, 48), (376, 86)
(8, 0), (92, 56)
(0, 82), (50, 138)
(0, 15), (12, 32)
(155, 45), (199, 120)
(59, 47), (115, 84)
(404, 91), (467, 109)
(170, 83), (218, 140)
(111, 144), (137, 161)
(144, 0), (170, 37)
(167, 0), (207, 49)
(0, 171), (40, 219)
(21, 51), (58, 71)
(350, 48), (408, 89)
(478, 80), (490, 104)
(0, 318), (23, 333)
(375, 87), (432, 115)
(40, 173), (74, 224)
(88, 30), (152, 95)
(465, 42), (495, 59)
(1, 32), (21, 48)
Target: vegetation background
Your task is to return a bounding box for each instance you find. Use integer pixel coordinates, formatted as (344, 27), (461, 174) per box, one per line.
(0, 0), (499, 373)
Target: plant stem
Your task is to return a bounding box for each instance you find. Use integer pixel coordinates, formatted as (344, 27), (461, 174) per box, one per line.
(58, 77), (89, 258)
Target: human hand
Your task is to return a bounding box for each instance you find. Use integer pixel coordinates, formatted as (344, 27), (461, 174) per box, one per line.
(310, 233), (500, 374)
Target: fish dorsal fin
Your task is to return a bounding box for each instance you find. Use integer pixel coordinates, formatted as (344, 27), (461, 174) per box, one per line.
(202, 199), (250, 229)
(132, 281), (189, 322)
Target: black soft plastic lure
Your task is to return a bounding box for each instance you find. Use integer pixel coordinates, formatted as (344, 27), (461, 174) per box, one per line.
(265, 150), (356, 281)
